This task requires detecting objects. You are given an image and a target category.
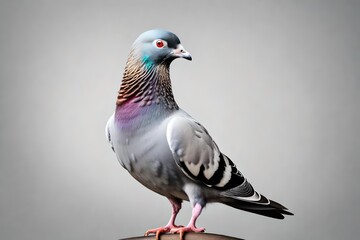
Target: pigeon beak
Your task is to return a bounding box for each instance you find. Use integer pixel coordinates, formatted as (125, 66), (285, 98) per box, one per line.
(173, 44), (192, 61)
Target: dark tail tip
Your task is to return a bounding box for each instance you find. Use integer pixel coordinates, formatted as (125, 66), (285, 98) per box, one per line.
(223, 197), (294, 219)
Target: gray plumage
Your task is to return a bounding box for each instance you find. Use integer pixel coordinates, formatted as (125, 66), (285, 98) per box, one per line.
(106, 29), (292, 237)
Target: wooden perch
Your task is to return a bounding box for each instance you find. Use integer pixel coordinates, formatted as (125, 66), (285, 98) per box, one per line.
(121, 232), (243, 240)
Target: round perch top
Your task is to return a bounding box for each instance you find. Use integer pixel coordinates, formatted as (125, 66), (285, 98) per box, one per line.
(121, 232), (243, 240)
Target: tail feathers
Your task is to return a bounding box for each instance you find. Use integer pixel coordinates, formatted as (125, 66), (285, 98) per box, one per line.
(222, 196), (293, 219)
(239, 207), (291, 219)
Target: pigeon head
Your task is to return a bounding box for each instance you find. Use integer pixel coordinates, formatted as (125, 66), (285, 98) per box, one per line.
(132, 29), (192, 67)
(117, 29), (190, 109)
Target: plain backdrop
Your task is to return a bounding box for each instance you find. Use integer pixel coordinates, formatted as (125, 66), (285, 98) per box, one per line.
(1, 1), (359, 239)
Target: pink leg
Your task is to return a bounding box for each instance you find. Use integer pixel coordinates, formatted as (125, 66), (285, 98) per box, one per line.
(144, 198), (183, 239)
(170, 203), (205, 240)
(166, 198), (183, 228)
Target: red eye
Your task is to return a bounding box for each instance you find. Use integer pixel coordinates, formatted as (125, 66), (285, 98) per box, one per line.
(156, 40), (164, 48)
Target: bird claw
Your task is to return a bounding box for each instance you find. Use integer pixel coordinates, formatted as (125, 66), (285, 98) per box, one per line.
(145, 227), (167, 240)
(170, 226), (205, 240)
(144, 225), (184, 240)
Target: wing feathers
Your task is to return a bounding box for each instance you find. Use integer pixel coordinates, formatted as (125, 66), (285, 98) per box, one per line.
(105, 114), (115, 152)
(167, 117), (245, 190)
(167, 116), (293, 218)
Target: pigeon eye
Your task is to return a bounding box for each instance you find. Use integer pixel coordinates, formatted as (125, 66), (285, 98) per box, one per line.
(154, 39), (166, 48)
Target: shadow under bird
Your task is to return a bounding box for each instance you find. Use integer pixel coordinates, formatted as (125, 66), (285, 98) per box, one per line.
(106, 29), (293, 240)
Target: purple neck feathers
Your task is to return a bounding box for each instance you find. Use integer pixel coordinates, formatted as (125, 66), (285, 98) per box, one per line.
(115, 50), (178, 124)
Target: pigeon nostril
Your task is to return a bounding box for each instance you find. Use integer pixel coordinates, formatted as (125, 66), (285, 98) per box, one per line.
(180, 49), (185, 53)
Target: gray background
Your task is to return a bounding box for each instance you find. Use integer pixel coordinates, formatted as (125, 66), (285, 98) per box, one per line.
(1, 0), (359, 239)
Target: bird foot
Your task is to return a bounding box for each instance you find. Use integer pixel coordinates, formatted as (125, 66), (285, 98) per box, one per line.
(145, 224), (184, 240)
(170, 226), (205, 240)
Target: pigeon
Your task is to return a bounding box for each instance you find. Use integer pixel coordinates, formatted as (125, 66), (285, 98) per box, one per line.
(106, 29), (292, 240)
